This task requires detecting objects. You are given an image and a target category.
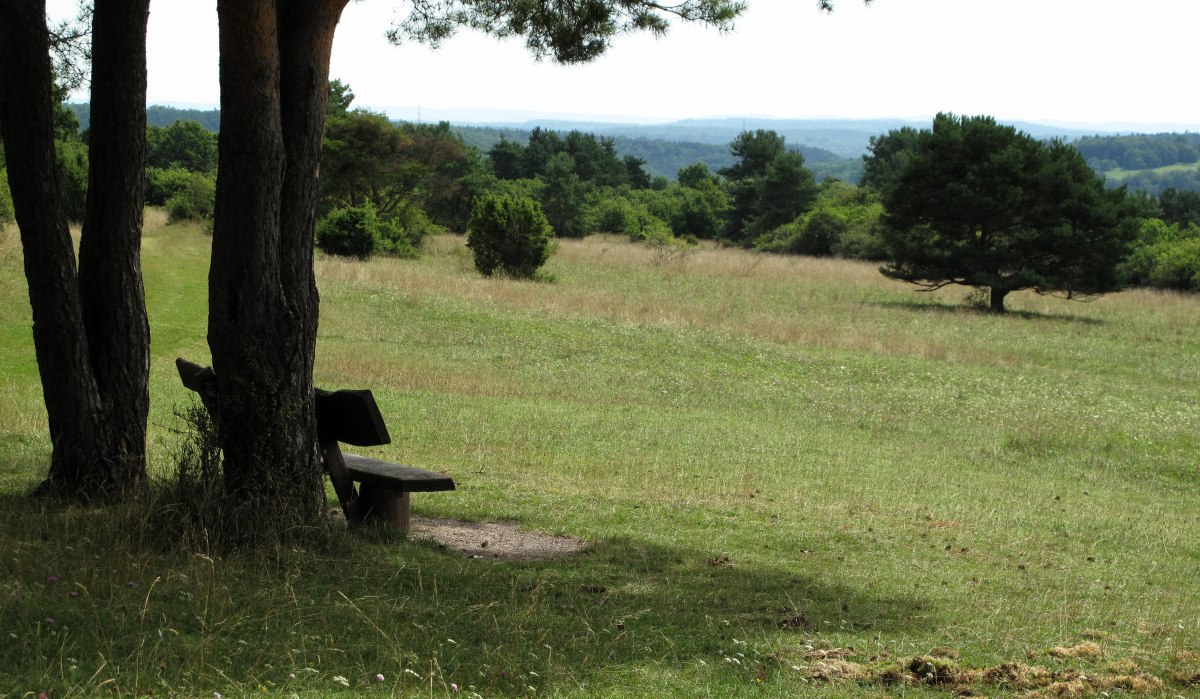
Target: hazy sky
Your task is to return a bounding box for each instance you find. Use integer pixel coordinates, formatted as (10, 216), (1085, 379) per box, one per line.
(50, 0), (1200, 128)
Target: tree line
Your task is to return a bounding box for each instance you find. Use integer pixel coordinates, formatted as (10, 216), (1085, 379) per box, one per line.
(1075, 132), (1200, 171)
(5, 99), (1199, 302)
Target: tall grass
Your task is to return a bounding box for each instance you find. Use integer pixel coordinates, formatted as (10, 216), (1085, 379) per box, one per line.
(1, 222), (1197, 697)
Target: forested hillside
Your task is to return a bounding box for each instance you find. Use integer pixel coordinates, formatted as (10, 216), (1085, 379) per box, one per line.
(455, 124), (858, 181)
(68, 103), (221, 132)
(1075, 133), (1200, 195)
(1076, 132), (1200, 170)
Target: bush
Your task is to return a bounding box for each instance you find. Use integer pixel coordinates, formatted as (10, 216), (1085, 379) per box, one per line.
(754, 182), (887, 260)
(316, 202), (425, 260)
(384, 200), (437, 256)
(146, 166), (197, 205)
(316, 203), (381, 258)
(165, 173), (216, 223)
(589, 194), (670, 241)
(0, 168), (13, 224)
(467, 192), (553, 278)
(1122, 219), (1200, 292)
(55, 139), (88, 222)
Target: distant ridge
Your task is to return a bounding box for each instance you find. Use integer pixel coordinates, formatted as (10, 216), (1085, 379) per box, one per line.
(462, 117), (1126, 159)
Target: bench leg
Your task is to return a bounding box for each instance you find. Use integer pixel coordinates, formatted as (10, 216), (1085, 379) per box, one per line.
(359, 484), (411, 534)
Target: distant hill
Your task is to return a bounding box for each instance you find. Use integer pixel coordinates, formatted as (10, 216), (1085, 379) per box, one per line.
(463, 117), (1109, 159)
(68, 103), (221, 132)
(452, 124), (857, 181)
(74, 105), (1200, 191)
(1074, 133), (1200, 195)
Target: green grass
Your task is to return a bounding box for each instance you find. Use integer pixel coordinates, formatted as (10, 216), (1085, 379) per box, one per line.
(1, 217), (1198, 697)
(1103, 161), (1200, 181)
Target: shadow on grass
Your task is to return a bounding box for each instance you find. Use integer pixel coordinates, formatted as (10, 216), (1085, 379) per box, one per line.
(868, 298), (1105, 325)
(0, 492), (930, 696)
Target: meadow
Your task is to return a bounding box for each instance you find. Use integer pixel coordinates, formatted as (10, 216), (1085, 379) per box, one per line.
(0, 212), (1198, 698)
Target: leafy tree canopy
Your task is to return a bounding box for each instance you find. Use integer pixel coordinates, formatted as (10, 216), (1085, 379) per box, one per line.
(720, 129), (817, 243)
(388, 0), (746, 64)
(147, 120), (218, 173)
(871, 113), (1136, 312)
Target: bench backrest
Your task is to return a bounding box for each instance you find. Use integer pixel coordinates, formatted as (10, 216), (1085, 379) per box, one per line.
(315, 388), (391, 447)
(175, 357), (391, 447)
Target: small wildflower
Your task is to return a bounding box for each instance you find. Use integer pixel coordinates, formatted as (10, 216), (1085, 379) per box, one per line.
(403, 668), (420, 678)
(375, 673), (384, 682)
(47, 575), (60, 585)
(69, 591), (78, 599)
(288, 673), (296, 681)
(44, 617), (55, 626)
(214, 693), (221, 699)
(39, 693), (48, 699)
(450, 682), (459, 692)
(333, 675), (350, 688)
(128, 581), (137, 589)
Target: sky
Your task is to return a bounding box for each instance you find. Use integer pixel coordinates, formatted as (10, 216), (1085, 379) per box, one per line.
(49, 0), (1200, 129)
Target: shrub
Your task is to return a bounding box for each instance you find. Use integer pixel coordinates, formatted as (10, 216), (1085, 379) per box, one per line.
(146, 166), (197, 205)
(384, 200), (438, 256)
(165, 173), (216, 223)
(317, 202), (426, 260)
(467, 192), (553, 278)
(755, 182), (887, 260)
(55, 139), (88, 222)
(1122, 219), (1200, 292)
(317, 203), (381, 258)
(0, 168), (13, 224)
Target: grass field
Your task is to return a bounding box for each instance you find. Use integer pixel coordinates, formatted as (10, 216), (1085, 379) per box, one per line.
(1, 213), (1198, 698)
(1103, 162), (1200, 181)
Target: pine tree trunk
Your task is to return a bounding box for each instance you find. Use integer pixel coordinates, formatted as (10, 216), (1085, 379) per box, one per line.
(209, 0), (347, 537)
(77, 0), (152, 497)
(989, 287), (1009, 313)
(0, 0), (106, 495)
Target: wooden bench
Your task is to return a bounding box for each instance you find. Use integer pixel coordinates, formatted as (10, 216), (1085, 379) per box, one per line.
(176, 357), (454, 533)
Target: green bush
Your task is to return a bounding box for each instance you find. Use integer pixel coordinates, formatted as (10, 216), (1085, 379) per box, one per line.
(588, 194), (670, 242)
(146, 166), (197, 206)
(316, 203), (381, 258)
(316, 202), (425, 260)
(164, 172), (216, 223)
(467, 192), (553, 278)
(755, 182), (887, 260)
(0, 168), (13, 224)
(383, 200), (437, 256)
(55, 139), (88, 222)
(1122, 219), (1200, 292)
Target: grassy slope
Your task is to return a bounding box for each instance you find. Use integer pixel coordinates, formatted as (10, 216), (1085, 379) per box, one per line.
(1104, 162), (1200, 181)
(0, 217), (1197, 697)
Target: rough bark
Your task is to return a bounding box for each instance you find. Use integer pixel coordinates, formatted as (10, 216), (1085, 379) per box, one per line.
(0, 0), (152, 500)
(0, 0), (105, 495)
(209, 0), (348, 535)
(77, 0), (152, 496)
(989, 287), (1009, 313)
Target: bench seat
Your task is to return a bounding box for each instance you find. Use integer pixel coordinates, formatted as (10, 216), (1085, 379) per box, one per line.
(342, 454), (456, 492)
(175, 357), (455, 534)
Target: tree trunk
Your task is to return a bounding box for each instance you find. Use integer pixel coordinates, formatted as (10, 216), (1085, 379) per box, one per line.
(77, 0), (152, 497)
(989, 287), (1009, 313)
(209, 0), (347, 537)
(0, 0), (105, 496)
(0, 0), (152, 500)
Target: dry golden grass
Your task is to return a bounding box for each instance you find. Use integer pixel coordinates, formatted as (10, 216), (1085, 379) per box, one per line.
(317, 234), (1186, 373)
